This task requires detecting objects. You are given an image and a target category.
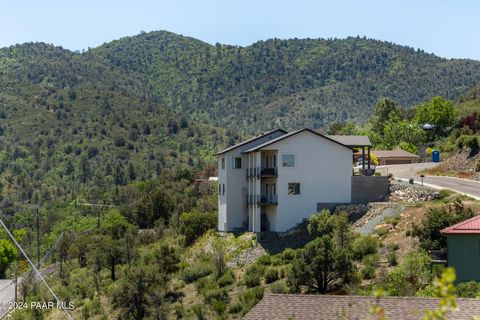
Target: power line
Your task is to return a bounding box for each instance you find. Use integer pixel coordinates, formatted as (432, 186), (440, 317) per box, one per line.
(0, 218), (73, 320)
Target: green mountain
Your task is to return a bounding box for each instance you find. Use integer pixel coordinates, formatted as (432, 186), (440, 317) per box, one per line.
(90, 30), (480, 133)
(1, 31), (480, 212)
(0, 43), (226, 214)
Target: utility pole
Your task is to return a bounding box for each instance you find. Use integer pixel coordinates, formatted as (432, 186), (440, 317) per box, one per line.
(36, 207), (40, 268)
(14, 266), (17, 302)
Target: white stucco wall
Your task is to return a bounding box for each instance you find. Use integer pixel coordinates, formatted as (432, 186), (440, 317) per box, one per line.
(262, 131), (352, 232)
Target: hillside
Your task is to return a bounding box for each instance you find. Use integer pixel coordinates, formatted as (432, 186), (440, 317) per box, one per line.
(90, 30), (480, 133)
(0, 44), (227, 219)
(456, 82), (480, 114)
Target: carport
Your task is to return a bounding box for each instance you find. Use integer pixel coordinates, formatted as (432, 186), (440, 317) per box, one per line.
(327, 135), (372, 172)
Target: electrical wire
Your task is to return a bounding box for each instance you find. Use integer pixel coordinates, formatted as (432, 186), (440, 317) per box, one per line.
(0, 218), (73, 320)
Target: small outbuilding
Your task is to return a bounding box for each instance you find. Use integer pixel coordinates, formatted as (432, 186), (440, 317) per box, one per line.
(441, 215), (480, 283)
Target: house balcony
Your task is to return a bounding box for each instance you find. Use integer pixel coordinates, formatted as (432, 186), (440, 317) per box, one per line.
(260, 194), (278, 205)
(246, 194), (278, 205)
(260, 167), (277, 177)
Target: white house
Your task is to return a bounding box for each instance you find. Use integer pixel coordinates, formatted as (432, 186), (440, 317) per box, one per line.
(216, 128), (354, 233)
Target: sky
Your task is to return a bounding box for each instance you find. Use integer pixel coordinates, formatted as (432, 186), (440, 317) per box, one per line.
(1, 0), (479, 59)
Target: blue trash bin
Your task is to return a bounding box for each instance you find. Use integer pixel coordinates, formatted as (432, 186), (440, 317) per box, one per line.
(432, 150), (440, 163)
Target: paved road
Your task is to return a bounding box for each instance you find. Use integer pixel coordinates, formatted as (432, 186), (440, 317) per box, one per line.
(376, 163), (480, 200)
(0, 265), (57, 318)
(0, 280), (16, 318)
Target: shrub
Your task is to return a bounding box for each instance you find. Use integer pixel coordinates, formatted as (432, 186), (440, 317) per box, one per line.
(217, 270), (235, 287)
(229, 287), (264, 315)
(179, 210), (217, 245)
(244, 273), (261, 288)
(202, 287), (229, 305)
(456, 281), (480, 298)
(477, 159), (480, 172)
(385, 215), (401, 226)
(244, 264), (265, 288)
(361, 264), (376, 279)
(411, 200), (474, 250)
(386, 243), (399, 252)
(467, 136), (479, 154)
(387, 252), (398, 266)
(269, 282), (289, 294)
(376, 227), (388, 237)
(438, 189), (453, 200)
(180, 264), (213, 283)
(383, 251), (432, 296)
(212, 300), (227, 315)
(264, 268), (279, 284)
(352, 235), (378, 260)
(281, 248), (296, 262)
(191, 304), (205, 320)
(256, 254), (272, 266)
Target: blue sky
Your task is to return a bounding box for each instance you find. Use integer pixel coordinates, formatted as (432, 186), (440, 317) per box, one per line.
(1, 0), (479, 59)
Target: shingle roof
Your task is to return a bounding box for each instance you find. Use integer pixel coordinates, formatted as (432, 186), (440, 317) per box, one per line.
(244, 294), (480, 320)
(326, 135), (371, 147)
(242, 128), (352, 153)
(441, 215), (480, 235)
(215, 129), (287, 155)
(372, 149), (419, 158)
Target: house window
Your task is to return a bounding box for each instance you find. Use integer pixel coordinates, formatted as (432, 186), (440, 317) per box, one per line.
(222, 184), (225, 196)
(288, 183), (300, 195)
(232, 157), (242, 169)
(282, 154), (295, 167)
(218, 184), (221, 195)
(221, 157), (225, 169)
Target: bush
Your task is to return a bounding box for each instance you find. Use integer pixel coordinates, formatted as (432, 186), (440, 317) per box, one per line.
(256, 254), (272, 266)
(202, 287), (229, 305)
(467, 136), (479, 154)
(269, 282), (289, 294)
(264, 268), (279, 284)
(212, 300), (227, 315)
(281, 248), (296, 262)
(229, 287), (264, 315)
(456, 281), (480, 298)
(181, 264), (213, 283)
(386, 243), (399, 252)
(438, 189), (453, 200)
(385, 215), (401, 226)
(352, 235), (378, 260)
(361, 264), (376, 279)
(179, 210), (217, 245)
(383, 251), (432, 296)
(411, 200), (474, 250)
(387, 252), (398, 266)
(244, 264), (265, 288)
(217, 270), (235, 287)
(244, 273), (261, 288)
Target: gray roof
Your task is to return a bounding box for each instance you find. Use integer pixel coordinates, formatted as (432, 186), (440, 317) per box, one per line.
(242, 129), (352, 153)
(215, 129), (287, 155)
(244, 294), (480, 320)
(326, 135), (371, 147)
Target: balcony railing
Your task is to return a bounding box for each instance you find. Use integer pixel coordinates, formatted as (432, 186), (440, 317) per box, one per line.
(247, 194), (278, 205)
(260, 194), (278, 205)
(260, 167), (277, 177)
